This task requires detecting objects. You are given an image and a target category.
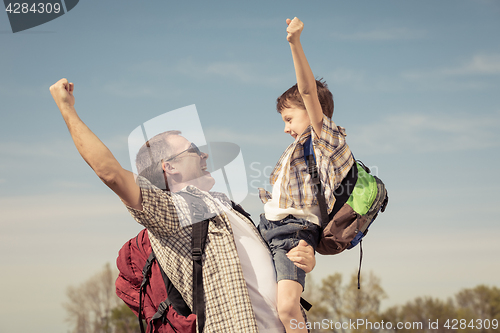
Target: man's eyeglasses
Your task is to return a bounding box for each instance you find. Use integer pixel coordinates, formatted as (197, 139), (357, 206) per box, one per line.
(163, 143), (203, 162)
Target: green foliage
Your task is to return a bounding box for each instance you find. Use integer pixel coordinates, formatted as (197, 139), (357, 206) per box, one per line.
(378, 285), (500, 333)
(63, 263), (140, 333)
(66, 265), (500, 333)
(110, 304), (141, 333)
(380, 296), (457, 333)
(305, 272), (499, 333)
(454, 285), (500, 333)
(303, 271), (386, 333)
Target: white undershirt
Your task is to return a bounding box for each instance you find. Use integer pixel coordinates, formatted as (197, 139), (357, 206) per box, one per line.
(215, 199), (284, 333)
(264, 148), (322, 226)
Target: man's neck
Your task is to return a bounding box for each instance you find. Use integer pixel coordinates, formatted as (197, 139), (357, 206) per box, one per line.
(170, 180), (213, 193)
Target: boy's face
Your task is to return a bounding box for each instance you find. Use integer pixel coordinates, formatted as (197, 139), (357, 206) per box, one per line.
(281, 107), (311, 139)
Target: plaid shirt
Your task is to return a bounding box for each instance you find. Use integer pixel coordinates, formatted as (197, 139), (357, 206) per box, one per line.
(259, 115), (354, 214)
(126, 176), (268, 333)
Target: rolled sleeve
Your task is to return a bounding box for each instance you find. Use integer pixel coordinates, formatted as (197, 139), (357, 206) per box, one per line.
(125, 176), (180, 239)
(315, 115), (345, 152)
(315, 114), (354, 211)
(258, 187), (272, 204)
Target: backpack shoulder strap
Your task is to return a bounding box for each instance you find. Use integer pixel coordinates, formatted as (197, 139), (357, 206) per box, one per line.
(177, 191), (214, 333)
(231, 201), (253, 222)
(137, 234), (192, 333)
(157, 259), (191, 317)
(303, 136), (329, 226)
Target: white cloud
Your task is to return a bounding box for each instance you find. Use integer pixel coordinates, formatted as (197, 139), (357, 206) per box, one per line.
(51, 180), (95, 189)
(116, 57), (290, 88)
(331, 68), (366, 86)
(330, 68), (404, 92)
(95, 61), (189, 99)
(0, 193), (126, 227)
(403, 54), (500, 83)
(102, 134), (128, 151)
(204, 126), (289, 148)
(0, 135), (128, 160)
(0, 136), (131, 182)
(102, 80), (158, 98)
(205, 62), (256, 82)
(442, 54), (500, 76)
(330, 54), (500, 93)
(0, 140), (76, 158)
(177, 58), (287, 87)
(348, 111), (500, 155)
(332, 28), (426, 41)
(0, 81), (51, 98)
(186, 16), (277, 30)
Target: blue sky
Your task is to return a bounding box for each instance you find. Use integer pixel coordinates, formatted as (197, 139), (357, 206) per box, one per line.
(1, 0), (500, 332)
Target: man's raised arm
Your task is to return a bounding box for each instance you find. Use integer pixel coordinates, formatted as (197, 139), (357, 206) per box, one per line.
(50, 78), (142, 210)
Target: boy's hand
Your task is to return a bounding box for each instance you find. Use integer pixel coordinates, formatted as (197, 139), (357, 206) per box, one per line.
(286, 17), (304, 43)
(50, 78), (75, 110)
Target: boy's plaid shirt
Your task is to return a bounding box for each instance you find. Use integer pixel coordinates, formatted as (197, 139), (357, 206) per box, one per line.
(126, 177), (267, 333)
(259, 115), (354, 215)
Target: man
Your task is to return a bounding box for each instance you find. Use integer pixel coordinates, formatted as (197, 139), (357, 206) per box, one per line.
(50, 78), (315, 333)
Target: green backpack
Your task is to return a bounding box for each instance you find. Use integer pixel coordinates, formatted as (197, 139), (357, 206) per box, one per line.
(304, 138), (388, 287)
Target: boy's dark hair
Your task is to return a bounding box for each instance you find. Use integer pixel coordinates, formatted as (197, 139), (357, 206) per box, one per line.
(276, 78), (334, 118)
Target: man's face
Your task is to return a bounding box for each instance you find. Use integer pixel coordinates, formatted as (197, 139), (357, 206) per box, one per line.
(281, 106), (311, 140)
(166, 135), (215, 192)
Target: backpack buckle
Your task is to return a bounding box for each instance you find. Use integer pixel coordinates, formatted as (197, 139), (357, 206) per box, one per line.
(192, 248), (202, 261)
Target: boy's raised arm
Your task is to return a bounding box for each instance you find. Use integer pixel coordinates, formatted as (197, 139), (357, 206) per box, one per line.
(50, 78), (142, 210)
(287, 17), (323, 137)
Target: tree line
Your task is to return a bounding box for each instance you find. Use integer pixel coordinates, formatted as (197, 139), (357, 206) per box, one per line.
(302, 272), (499, 333)
(64, 265), (500, 333)
(63, 264), (139, 333)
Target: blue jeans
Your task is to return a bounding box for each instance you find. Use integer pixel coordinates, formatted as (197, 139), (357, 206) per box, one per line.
(258, 214), (320, 289)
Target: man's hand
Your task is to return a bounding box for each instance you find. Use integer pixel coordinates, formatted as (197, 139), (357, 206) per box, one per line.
(286, 17), (304, 44)
(287, 239), (316, 273)
(50, 78), (75, 111)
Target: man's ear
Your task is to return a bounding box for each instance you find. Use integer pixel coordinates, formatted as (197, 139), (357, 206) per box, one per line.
(162, 160), (178, 176)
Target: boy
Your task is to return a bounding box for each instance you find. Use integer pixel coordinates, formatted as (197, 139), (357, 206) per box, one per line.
(258, 18), (355, 333)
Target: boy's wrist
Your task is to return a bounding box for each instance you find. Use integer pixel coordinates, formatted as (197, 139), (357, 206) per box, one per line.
(288, 39), (303, 51)
(288, 37), (301, 46)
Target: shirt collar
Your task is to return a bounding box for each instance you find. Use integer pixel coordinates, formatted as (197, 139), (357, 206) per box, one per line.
(296, 125), (313, 146)
(177, 185), (231, 204)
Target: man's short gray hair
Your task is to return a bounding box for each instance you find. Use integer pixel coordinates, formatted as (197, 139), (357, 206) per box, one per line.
(135, 130), (181, 190)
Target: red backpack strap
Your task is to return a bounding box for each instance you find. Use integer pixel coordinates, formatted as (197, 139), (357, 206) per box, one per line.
(139, 251), (156, 333)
